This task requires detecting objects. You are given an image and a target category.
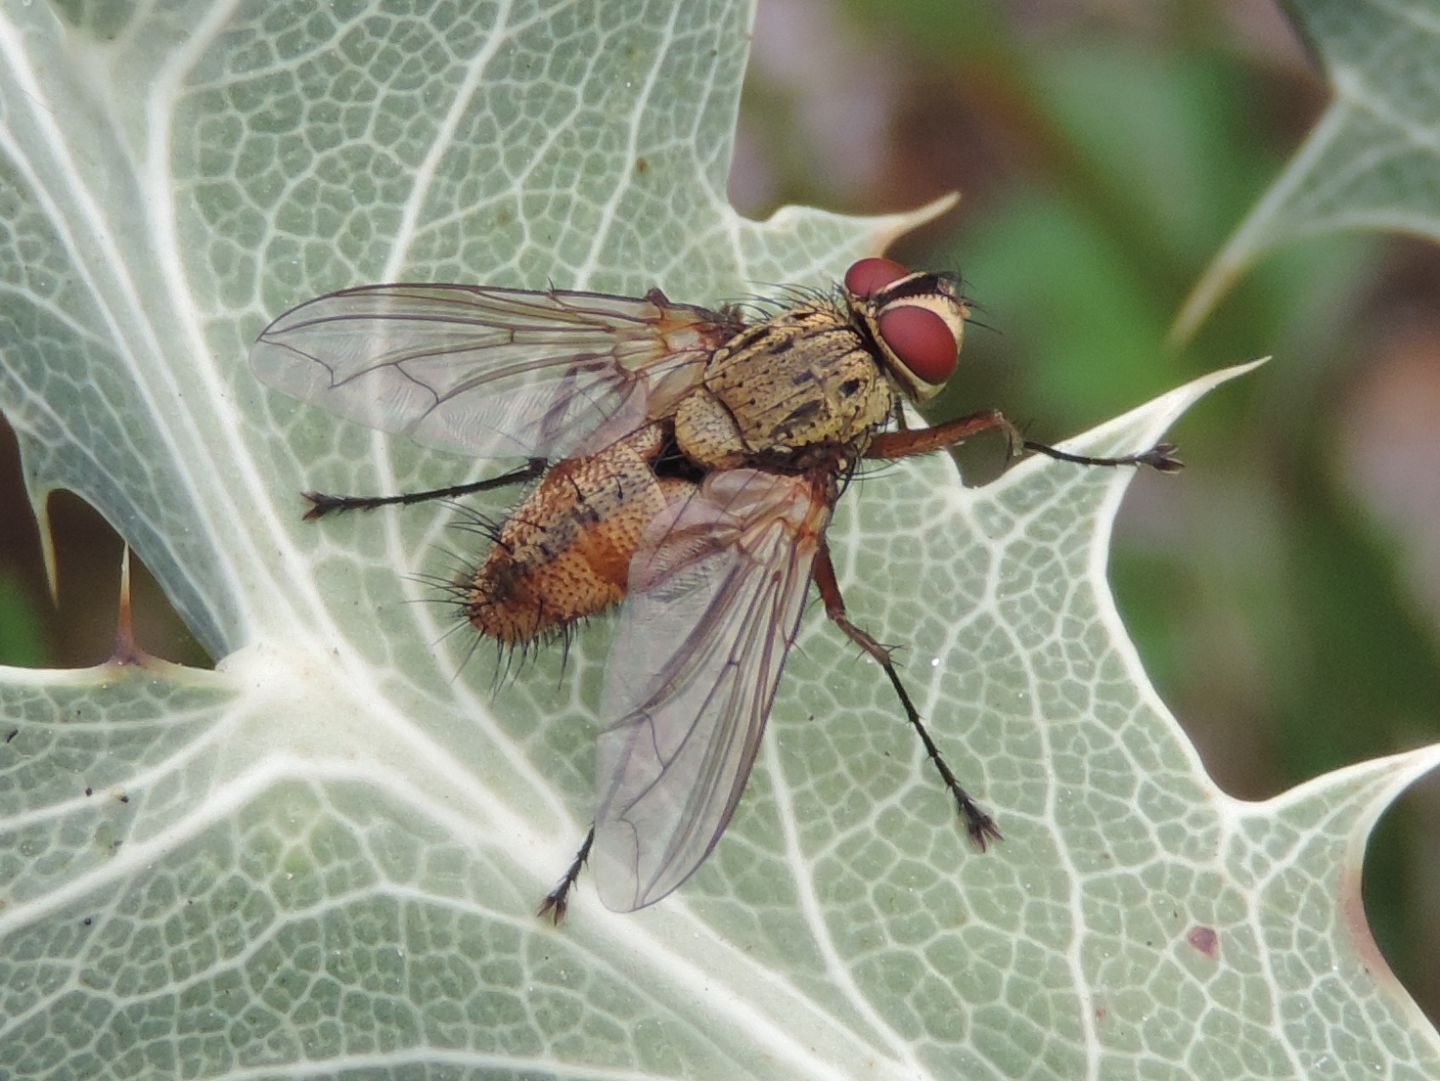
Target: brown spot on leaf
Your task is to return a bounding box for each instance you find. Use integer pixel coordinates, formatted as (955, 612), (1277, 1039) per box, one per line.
(1187, 925), (1218, 957)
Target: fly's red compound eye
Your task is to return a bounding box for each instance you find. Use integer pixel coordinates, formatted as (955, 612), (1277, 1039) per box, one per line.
(844, 258), (910, 297)
(877, 306), (958, 386)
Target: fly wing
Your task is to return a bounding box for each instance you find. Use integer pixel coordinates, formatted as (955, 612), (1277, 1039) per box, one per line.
(249, 283), (738, 458)
(591, 469), (830, 912)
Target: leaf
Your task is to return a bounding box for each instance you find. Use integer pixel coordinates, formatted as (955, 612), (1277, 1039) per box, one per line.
(1175, 0), (1440, 338)
(1, 3), (1437, 1079)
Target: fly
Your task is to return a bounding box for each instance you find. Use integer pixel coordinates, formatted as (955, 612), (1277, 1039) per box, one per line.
(249, 257), (1181, 918)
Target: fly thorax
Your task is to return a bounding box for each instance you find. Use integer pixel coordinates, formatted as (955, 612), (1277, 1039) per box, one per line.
(675, 316), (895, 470)
(673, 387), (749, 470)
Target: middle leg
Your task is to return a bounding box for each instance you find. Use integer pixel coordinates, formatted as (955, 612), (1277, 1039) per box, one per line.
(812, 540), (1001, 849)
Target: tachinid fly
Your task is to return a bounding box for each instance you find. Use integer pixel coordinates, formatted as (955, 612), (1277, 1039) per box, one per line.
(250, 257), (1180, 918)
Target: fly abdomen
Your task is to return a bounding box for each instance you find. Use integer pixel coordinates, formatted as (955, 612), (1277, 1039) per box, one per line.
(465, 423), (695, 642)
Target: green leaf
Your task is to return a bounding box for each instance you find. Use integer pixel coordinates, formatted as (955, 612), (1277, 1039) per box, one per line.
(2, 4), (1437, 1079)
(1176, 0), (1440, 337)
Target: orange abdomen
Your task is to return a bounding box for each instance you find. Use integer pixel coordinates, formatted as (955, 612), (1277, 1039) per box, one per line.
(466, 424), (694, 642)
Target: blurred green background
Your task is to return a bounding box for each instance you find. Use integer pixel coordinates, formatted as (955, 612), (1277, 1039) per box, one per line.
(2, 0), (1437, 1025)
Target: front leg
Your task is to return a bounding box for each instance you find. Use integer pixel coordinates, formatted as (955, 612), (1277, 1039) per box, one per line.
(866, 410), (1181, 472)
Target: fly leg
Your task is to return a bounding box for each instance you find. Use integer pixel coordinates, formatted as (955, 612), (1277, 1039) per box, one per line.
(813, 541), (1002, 849)
(1022, 440), (1182, 471)
(537, 824), (594, 923)
(865, 410), (1182, 472)
(302, 458), (547, 520)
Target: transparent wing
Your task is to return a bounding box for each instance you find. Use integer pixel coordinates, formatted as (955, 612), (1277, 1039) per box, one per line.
(249, 283), (738, 458)
(591, 469), (831, 912)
